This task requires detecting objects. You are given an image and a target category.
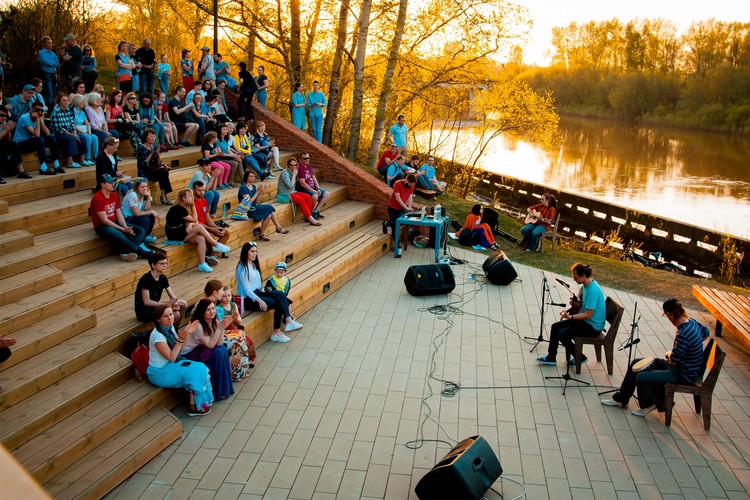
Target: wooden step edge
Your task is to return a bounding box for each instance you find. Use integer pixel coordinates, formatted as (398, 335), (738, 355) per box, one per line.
(0, 352), (132, 451)
(42, 405), (181, 500)
(0, 265), (62, 308)
(0, 199), (7, 215)
(21, 381), (175, 485)
(0, 229), (33, 255)
(0, 288), (78, 338)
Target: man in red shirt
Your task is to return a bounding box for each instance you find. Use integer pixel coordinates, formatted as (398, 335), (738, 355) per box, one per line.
(193, 180), (230, 263)
(383, 174), (416, 254)
(90, 174), (149, 261)
(376, 144), (399, 180)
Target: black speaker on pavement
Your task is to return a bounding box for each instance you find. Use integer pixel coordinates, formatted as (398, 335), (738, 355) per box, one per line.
(482, 251), (518, 286)
(404, 264), (455, 296)
(415, 435), (502, 500)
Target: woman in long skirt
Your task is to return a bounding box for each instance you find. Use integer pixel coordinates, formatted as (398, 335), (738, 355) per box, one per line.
(146, 304), (213, 416)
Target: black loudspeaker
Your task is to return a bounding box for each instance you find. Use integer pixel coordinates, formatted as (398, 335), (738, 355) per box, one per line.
(482, 251), (518, 286)
(415, 435), (502, 500)
(404, 264), (456, 296)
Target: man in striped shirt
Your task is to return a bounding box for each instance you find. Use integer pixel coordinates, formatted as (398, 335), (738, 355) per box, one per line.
(601, 298), (709, 417)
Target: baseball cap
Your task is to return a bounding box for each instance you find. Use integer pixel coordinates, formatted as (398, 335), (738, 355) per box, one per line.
(23, 84), (35, 91)
(201, 45), (210, 52)
(274, 262), (288, 271)
(63, 34), (76, 41)
(102, 174), (117, 183)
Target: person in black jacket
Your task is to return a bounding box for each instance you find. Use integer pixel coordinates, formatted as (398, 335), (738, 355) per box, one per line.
(95, 136), (132, 196)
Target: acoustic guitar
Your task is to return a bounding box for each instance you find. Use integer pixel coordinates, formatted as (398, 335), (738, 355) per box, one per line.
(524, 209), (554, 225)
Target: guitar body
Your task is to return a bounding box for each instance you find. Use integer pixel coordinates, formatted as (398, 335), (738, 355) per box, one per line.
(524, 209), (552, 225)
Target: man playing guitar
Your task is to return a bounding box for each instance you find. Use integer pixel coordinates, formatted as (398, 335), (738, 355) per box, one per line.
(520, 193), (557, 252)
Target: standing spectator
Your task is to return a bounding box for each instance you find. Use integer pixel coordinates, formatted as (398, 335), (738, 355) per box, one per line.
(115, 41), (135, 94)
(134, 252), (188, 325)
(12, 101), (63, 175)
(255, 65), (268, 107)
(296, 152), (329, 219)
(236, 62), (258, 121)
(80, 45), (98, 92)
(49, 94), (86, 168)
(417, 155), (447, 194)
(135, 38), (156, 97)
(197, 46), (215, 82)
(306, 80), (326, 142)
(128, 43), (141, 93)
(290, 82), (306, 131)
(70, 94), (97, 166)
(60, 34), (83, 92)
(157, 54), (171, 94)
(180, 49), (194, 92)
(0, 47), (10, 89)
(90, 174), (148, 262)
(387, 114), (408, 156)
(213, 53), (236, 90)
(137, 128), (173, 205)
(38, 37), (59, 109)
(168, 86), (198, 146)
(0, 109), (33, 180)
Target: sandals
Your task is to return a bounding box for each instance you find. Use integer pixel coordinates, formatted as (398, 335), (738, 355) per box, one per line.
(277, 227), (289, 234)
(259, 235), (271, 241)
(187, 405), (211, 417)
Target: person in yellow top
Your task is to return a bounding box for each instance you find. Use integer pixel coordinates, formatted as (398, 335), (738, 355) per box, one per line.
(232, 121), (269, 180)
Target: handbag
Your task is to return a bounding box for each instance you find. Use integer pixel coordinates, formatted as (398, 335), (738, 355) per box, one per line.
(117, 73), (132, 83)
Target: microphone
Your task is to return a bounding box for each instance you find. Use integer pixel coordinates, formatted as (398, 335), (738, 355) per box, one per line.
(620, 338), (640, 350)
(550, 301), (566, 307)
(555, 278), (570, 288)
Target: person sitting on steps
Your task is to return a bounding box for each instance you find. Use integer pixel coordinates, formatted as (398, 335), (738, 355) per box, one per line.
(192, 180), (231, 260)
(134, 252), (188, 326)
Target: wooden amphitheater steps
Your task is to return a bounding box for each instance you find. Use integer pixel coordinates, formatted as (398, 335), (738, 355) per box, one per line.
(0, 165), (391, 497)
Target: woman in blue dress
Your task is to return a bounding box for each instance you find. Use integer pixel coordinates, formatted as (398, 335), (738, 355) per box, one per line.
(147, 304), (213, 416)
(290, 82), (307, 131)
(237, 170), (289, 241)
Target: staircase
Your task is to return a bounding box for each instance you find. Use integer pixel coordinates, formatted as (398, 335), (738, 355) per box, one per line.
(0, 108), (393, 498)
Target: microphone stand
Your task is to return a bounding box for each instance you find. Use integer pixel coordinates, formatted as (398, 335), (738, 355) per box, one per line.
(599, 302), (641, 396)
(525, 272), (565, 352)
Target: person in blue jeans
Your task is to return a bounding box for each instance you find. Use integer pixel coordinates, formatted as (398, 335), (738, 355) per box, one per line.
(306, 80), (326, 142)
(38, 37), (59, 109)
(601, 298), (710, 417)
(189, 159), (221, 217)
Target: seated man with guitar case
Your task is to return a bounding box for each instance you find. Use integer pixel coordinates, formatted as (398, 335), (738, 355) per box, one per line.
(520, 193), (557, 252)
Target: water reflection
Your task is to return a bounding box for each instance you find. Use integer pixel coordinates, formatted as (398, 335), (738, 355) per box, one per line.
(417, 117), (750, 238)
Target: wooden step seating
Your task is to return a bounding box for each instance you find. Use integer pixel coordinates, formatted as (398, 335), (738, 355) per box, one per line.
(0, 266), (63, 308)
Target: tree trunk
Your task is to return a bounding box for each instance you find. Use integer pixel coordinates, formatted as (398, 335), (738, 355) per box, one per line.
(322, 0), (350, 146)
(367, 0), (408, 167)
(289, 0), (302, 89)
(346, 0), (373, 160)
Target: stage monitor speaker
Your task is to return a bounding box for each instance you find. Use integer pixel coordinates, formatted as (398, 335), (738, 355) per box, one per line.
(482, 251), (518, 286)
(415, 435), (502, 500)
(404, 264), (455, 296)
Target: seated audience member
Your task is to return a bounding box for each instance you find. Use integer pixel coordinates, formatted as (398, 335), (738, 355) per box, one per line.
(376, 144), (399, 179)
(85, 92), (118, 146)
(201, 131), (232, 189)
(181, 298), (234, 401)
(296, 153), (329, 220)
(0, 109), (32, 180)
(536, 262), (606, 366)
(134, 252), (188, 324)
(265, 261), (292, 297)
(406, 154), (421, 176)
(520, 192), (557, 252)
(193, 180), (231, 258)
(417, 155), (446, 194)
(189, 159), (220, 217)
(601, 298), (709, 417)
(457, 204), (499, 250)
(137, 128), (173, 205)
(96, 137), (132, 196)
(236, 170), (288, 240)
(121, 178), (159, 245)
(7, 84), (35, 121)
(168, 86), (198, 146)
(253, 121), (280, 171)
(49, 93), (86, 168)
(216, 124), (243, 187)
(233, 121), (267, 179)
(186, 80), (203, 107)
(216, 285), (255, 378)
(147, 304), (213, 416)
(121, 92), (144, 152)
(164, 188), (230, 273)
(383, 174), (416, 250)
(235, 242), (303, 343)
(277, 158), (321, 226)
(12, 100), (63, 175)
(155, 91), (180, 150)
(213, 53), (237, 90)
(70, 94), (97, 166)
(90, 174), (149, 262)
(139, 93), (166, 151)
(386, 155), (410, 187)
(189, 92), (212, 139)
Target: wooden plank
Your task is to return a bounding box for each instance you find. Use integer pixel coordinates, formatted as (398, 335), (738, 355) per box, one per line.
(0, 265), (62, 308)
(0, 352), (132, 451)
(693, 285), (750, 353)
(0, 198), (7, 215)
(0, 229), (32, 255)
(42, 406), (180, 500)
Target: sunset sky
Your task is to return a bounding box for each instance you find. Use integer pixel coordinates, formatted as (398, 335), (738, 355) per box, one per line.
(520, 0), (750, 64)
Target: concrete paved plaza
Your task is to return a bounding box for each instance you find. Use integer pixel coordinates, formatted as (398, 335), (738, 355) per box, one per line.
(107, 246), (750, 499)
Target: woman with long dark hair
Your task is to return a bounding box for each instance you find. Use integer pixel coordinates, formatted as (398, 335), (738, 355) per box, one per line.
(520, 192), (557, 252)
(235, 242), (302, 342)
(457, 204), (499, 250)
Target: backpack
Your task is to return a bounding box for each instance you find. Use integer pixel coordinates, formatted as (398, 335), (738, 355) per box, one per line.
(128, 331), (151, 382)
(458, 228), (479, 247)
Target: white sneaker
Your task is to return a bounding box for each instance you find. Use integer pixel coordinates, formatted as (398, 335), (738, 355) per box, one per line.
(213, 243), (231, 253)
(632, 404), (657, 417)
(120, 253), (138, 262)
(271, 333), (290, 343)
(601, 399), (623, 407)
(284, 320), (303, 333)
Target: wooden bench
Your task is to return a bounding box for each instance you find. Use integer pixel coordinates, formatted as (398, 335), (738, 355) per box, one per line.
(692, 285), (750, 353)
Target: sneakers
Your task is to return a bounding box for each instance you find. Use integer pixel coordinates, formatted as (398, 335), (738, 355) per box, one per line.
(17, 171), (32, 179)
(139, 243), (153, 255)
(284, 320), (303, 333)
(179, 140), (193, 147)
(271, 333), (291, 343)
(205, 255), (220, 266)
(144, 235), (158, 243)
(535, 356), (556, 365)
(69, 162), (82, 168)
(212, 243), (231, 253)
(120, 253), (138, 262)
(601, 399), (625, 407)
(55, 166), (66, 174)
(198, 262), (214, 273)
(266, 173), (274, 179)
(632, 404), (657, 417)
(82, 159), (96, 166)
(568, 355), (588, 367)
(395, 248), (402, 258)
(39, 168), (56, 176)
(187, 405), (211, 417)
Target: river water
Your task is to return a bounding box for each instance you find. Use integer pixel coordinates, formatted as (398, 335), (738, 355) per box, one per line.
(416, 117), (750, 239)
